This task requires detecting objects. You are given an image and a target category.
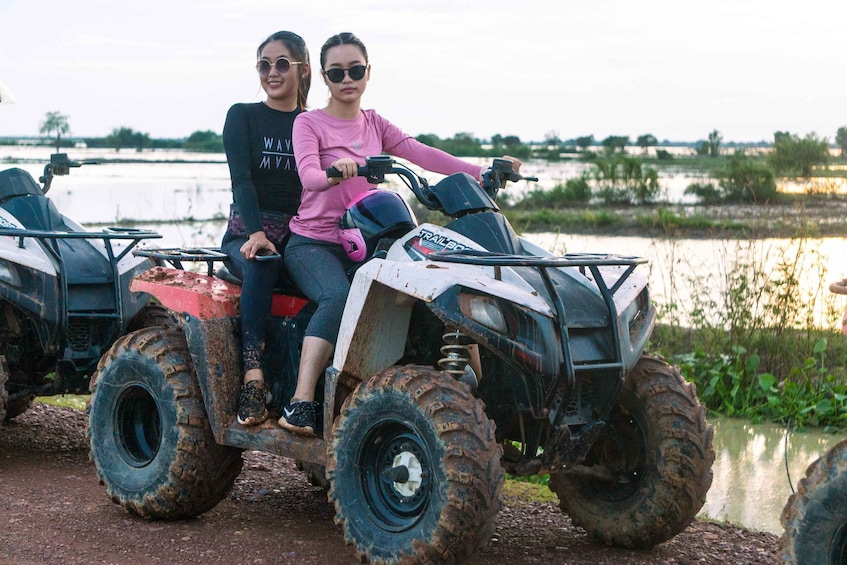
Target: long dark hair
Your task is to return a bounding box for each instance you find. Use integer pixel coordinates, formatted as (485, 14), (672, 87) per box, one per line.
(319, 32), (368, 70)
(258, 31), (311, 110)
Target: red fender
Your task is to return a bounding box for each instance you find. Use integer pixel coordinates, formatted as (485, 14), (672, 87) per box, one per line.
(130, 266), (308, 320)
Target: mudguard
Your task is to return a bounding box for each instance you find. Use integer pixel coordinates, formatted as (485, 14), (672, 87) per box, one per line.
(333, 256), (553, 381)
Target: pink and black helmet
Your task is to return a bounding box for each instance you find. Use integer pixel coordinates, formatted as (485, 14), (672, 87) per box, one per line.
(339, 189), (418, 262)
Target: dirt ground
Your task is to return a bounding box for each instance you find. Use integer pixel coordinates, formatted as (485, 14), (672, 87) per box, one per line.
(0, 404), (780, 565)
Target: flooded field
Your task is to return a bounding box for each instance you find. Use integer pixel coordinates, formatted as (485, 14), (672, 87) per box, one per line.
(3, 147), (846, 534)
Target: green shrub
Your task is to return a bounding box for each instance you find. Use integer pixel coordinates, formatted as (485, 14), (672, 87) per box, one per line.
(718, 156), (777, 202)
(766, 132), (830, 178)
(673, 339), (847, 430)
(650, 234), (847, 429)
(684, 182), (722, 204)
(518, 174), (591, 208)
(593, 156), (660, 205)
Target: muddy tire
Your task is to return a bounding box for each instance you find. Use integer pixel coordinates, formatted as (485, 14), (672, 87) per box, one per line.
(126, 302), (179, 333)
(0, 355), (8, 426)
(780, 440), (847, 564)
(4, 394), (34, 421)
(1, 353), (32, 422)
(296, 461), (329, 490)
(87, 327), (242, 519)
(328, 365), (503, 564)
(549, 355), (714, 548)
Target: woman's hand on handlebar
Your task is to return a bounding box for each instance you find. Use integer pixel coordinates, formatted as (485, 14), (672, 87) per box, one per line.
(501, 155), (522, 173)
(241, 231), (278, 260)
(480, 155), (523, 184)
(328, 158), (359, 185)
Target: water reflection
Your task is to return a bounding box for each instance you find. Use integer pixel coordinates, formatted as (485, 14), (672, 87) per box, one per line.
(781, 176), (847, 194)
(705, 417), (842, 534)
(524, 233), (847, 329)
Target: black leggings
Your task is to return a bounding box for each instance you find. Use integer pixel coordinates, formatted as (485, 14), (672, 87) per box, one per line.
(222, 235), (289, 372)
(284, 234), (355, 345)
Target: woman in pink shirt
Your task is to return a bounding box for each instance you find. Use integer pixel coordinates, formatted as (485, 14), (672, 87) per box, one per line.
(280, 32), (520, 436)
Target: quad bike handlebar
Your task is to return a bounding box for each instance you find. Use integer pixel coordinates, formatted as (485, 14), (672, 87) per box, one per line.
(327, 155), (439, 209)
(39, 152), (98, 194)
(326, 156), (537, 210)
(482, 158), (538, 198)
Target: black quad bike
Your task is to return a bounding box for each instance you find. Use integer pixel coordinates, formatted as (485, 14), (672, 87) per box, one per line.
(87, 157), (714, 564)
(780, 278), (847, 565)
(0, 153), (164, 425)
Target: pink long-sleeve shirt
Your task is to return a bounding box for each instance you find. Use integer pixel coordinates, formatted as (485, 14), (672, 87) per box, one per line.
(291, 108), (483, 243)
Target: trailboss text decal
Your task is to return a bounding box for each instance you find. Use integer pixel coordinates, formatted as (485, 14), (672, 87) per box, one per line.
(404, 228), (470, 261)
(0, 215), (18, 229)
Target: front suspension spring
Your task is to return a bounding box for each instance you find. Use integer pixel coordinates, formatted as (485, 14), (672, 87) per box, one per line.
(438, 327), (472, 377)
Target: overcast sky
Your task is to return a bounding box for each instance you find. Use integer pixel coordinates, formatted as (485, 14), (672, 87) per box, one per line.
(1, 0), (844, 144)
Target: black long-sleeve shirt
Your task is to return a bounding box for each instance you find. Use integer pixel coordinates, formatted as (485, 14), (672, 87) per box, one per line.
(222, 102), (303, 235)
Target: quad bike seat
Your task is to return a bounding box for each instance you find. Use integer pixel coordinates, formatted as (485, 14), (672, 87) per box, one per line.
(0, 168), (44, 201)
(0, 168), (70, 232)
(214, 263), (304, 297)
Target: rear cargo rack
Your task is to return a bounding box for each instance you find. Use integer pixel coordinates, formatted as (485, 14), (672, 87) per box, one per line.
(0, 226), (161, 330)
(0, 226), (161, 262)
(135, 247), (228, 276)
(428, 250), (645, 294)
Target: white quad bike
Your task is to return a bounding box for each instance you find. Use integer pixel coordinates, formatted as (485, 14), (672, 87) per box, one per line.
(780, 277), (847, 564)
(87, 157), (714, 564)
(0, 153), (162, 426)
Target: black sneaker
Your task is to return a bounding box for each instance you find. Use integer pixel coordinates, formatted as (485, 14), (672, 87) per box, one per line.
(237, 380), (271, 426)
(278, 400), (319, 436)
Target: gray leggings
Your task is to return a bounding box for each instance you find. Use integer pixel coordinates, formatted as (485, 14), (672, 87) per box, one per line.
(284, 233), (355, 345)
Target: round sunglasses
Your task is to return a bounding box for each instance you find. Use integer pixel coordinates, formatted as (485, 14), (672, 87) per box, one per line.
(324, 65), (367, 84)
(256, 57), (302, 77)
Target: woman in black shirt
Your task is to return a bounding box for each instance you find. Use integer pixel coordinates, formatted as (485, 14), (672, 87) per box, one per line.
(221, 30), (311, 426)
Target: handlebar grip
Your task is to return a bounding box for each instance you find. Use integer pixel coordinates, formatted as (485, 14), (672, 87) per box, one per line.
(326, 166), (369, 178)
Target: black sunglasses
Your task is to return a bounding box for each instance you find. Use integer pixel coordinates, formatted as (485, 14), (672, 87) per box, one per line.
(324, 65), (367, 84)
(256, 57), (302, 77)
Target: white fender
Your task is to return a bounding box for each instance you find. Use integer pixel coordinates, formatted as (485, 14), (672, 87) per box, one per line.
(333, 255), (553, 381)
(0, 210), (56, 276)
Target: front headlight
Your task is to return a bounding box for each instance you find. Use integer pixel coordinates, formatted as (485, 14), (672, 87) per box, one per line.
(0, 260), (22, 287)
(460, 294), (507, 333)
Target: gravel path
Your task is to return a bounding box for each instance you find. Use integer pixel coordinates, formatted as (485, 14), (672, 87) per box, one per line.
(0, 403), (780, 564)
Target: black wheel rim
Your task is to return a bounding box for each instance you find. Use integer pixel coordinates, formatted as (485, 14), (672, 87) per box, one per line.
(358, 419), (431, 532)
(583, 411), (646, 502)
(832, 519), (847, 563)
(114, 384), (161, 467)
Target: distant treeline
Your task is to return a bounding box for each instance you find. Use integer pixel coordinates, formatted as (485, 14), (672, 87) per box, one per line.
(1, 128), (781, 156)
(0, 128), (224, 153)
(15, 110), (847, 159)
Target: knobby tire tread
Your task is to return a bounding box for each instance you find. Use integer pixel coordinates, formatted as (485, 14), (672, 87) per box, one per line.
(327, 365), (503, 564)
(780, 439), (847, 564)
(0, 355), (8, 425)
(87, 327), (242, 520)
(549, 354), (714, 548)
(3, 395), (34, 421)
(126, 303), (179, 333)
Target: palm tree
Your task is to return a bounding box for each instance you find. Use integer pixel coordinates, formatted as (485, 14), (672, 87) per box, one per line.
(708, 130), (722, 158)
(40, 111), (71, 152)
